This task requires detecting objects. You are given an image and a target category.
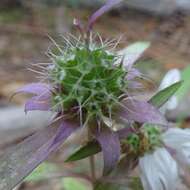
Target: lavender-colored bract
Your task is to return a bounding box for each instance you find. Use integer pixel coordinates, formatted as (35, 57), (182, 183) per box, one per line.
(117, 127), (134, 139)
(87, 0), (122, 31)
(121, 99), (167, 125)
(127, 68), (142, 80)
(127, 81), (143, 89)
(95, 127), (121, 175)
(16, 83), (52, 96)
(24, 95), (51, 112)
(0, 121), (78, 190)
(15, 83), (52, 113)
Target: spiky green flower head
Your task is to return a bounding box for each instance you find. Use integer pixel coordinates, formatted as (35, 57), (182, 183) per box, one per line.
(40, 1), (153, 129)
(49, 35), (128, 125)
(41, 1), (141, 127)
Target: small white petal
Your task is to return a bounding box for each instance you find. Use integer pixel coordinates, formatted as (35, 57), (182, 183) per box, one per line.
(162, 128), (190, 150)
(179, 143), (190, 165)
(139, 148), (179, 190)
(165, 96), (178, 110)
(163, 128), (190, 186)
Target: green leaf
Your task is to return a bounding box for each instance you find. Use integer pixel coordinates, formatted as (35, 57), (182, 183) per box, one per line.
(62, 178), (89, 190)
(149, 81), (183, 108)
(25, 162), (58, 182)
(65, 141), (101, 162)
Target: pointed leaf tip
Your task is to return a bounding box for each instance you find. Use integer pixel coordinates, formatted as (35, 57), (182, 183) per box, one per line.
(87, 0), (122, 31)
(149, 81), (183, 108)
(65, 141), (101, 162)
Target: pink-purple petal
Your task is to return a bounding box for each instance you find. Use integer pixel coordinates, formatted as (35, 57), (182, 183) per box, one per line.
(117, 127), (134, 139)
(95, 127), (120, 175)
(120, 99), (167, 125)
(0, 121), (78, 190)
(127, 68), (142, 80)
(127, 81), (143, 89)
(53, 121), (78, 144)
(25, 96), (51, 113)
(16, 83), (52, 96)
(16, 83), (53, 113)
(87, 0), (122, 31)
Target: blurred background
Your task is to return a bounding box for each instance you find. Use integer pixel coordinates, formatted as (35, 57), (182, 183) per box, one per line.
(1, 0), (190, 189)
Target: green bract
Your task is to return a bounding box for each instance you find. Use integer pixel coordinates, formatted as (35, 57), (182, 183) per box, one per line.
(50, 46), (128, 123)
(141, 124), (161, 148)
(126, 134), (140, 152)
(122, 125), (161, 155)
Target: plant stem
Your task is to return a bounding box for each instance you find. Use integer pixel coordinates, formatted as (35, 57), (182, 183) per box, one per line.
(89, 154), (96, 182)
(88, 129), (96, 182)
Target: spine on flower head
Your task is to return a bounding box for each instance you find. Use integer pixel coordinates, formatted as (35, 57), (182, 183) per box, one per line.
(73, 18), (84, 34)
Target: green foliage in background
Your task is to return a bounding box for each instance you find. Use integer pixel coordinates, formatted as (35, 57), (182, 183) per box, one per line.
(25, 162), (58, 182)
(62, 178), (89, 190)
(0, 9), (24, 23)
(25, 162), (90, 190)
(37, 0), (103, 7)
(176, 65), (190, 101)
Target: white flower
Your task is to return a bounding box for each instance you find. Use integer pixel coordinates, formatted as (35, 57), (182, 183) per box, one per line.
(139, 128), (190, 190)
(139, 148), (179, 190)
(162, 128), (190, 166)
